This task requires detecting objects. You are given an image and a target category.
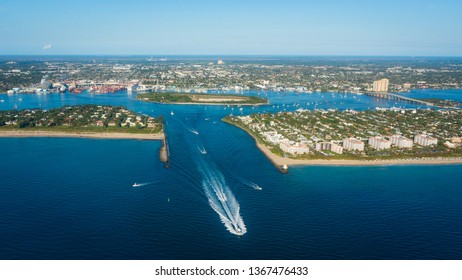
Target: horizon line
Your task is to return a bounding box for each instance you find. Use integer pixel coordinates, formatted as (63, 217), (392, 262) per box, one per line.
(2, 54), (462, 58)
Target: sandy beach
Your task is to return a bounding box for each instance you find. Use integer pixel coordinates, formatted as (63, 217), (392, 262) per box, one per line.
(257, 140), (462, 166)
(0, 130), (164, 140)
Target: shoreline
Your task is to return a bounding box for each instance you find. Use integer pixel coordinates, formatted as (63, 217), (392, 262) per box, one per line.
(0, 130), (165, 140)
(224, 119), (462, 167)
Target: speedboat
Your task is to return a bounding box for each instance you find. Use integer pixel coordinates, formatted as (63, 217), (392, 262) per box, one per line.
(132, 183), (141, 187)
(234, 225), (243, 236)
(197, 146), (207, 154)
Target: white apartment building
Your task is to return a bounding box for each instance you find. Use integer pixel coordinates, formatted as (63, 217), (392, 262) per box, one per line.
(263, 131), (286, 144)
(390, 135), (413, 148)
(414, 134), (438, 146)
(368, 136), (391, 150)
(343, 138), (365, 151)
(330, 143), (344, 154)
(279, 142), (309, 155)
(315, 142), (344, 154)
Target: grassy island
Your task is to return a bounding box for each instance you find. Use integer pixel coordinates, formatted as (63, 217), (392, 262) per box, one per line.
(224, 108), (462, 167)
(418, 98), (462, 108)
(137, 92), (268, 105)
(0, 105), (164, 139)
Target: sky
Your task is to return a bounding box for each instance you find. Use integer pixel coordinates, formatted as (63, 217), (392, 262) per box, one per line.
(1, 0), (462, 56)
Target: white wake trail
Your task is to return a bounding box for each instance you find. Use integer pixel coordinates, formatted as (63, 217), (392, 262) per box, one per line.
(132, 181), (154, 187)
(197, 159), (247, 236)
(188, 128), (199, 135)
(234, 175), (263, 191)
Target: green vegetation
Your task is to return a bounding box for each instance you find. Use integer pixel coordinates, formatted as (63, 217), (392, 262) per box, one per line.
(419, 98), (462, 108)
(0, 105), (162, 134)
(137, 92), (268, 105)
(138, 92), (193, 103)
(225, 109), (462, 160)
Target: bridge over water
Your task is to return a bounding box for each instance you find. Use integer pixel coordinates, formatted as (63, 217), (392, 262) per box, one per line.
(364, 92), (435, 106)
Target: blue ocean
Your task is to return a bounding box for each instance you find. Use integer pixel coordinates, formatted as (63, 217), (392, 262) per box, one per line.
(1, 90), (462, 259)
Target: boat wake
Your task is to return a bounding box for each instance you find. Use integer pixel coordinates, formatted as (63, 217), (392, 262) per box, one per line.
(197, 159), (247, 236)
(132, 182), (153, 187)
(188, 128), (199, 135)
(236, 176), (263, 191)
(197, 145), (207, 154)
(247, 182), (262, 191)
(173, 117), (200, 135)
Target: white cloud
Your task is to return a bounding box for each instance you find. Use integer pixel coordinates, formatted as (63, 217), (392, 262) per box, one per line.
(43, 44), (52, 51)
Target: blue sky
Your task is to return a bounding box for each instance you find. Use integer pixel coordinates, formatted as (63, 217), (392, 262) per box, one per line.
(1, 0), (461, 56)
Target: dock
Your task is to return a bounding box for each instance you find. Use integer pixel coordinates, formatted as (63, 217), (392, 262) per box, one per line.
(276, 164), (289, 174)
(158, 121), (170, 168)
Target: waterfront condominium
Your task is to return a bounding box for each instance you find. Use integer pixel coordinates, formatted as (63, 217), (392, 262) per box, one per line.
(414, 134), (438, 146)
(368, 136), (392, 150)
(342, 138), (365, 151)
(373, 78), (389, 92)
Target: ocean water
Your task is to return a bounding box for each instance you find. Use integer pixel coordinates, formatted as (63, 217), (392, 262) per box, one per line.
(1, 90), (462, 259)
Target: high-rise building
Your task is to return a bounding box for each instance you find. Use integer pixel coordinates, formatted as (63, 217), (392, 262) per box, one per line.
(373, 78), (389, 92)
(368, 136), (391, 150)
(414, 134), (438, 146)
(390, 135), (413, 148)
(343, 138), (365, 151)
(315, 142), (344, 154)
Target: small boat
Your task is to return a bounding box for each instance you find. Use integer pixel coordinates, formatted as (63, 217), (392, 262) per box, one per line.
(234, 225), (243, 236)
(253, 185), (263, 191)
(132, 183), (141, 187)
(197, 146), (207, 154)
(170, 111), (174, 116)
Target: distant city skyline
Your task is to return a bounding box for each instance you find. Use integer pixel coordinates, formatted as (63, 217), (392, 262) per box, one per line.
(1, 0), (462, 56)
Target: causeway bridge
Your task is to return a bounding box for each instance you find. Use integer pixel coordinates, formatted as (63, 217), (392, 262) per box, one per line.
(364, 92), (435, 106)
